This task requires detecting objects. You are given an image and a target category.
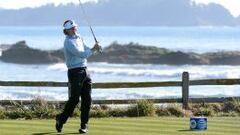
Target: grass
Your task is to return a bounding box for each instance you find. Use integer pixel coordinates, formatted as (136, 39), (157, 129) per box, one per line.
(0, 117), (240, 135)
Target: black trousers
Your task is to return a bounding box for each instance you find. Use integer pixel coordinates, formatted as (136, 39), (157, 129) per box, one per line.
(58, 67), (92, 125)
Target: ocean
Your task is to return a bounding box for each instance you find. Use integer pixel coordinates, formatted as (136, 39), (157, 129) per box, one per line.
(0, 26), (240, 101)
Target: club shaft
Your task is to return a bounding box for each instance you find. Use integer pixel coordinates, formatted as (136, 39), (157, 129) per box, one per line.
(89, 26), (98, 43)
(78, 0), (98, 43)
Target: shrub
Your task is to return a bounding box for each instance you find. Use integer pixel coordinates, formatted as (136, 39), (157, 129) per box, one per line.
(156, 107), (171, 116)
(190, 102), (212, 109)
(32, 107), (49, 119)
(90, 106), (109, 118)
(1, 98), (240, 119)
(127, 100), (156, 117)
(30, 97), (48, 107)
(156, 104), (191, 117)
(193, 107), (214, 116)
(5, 108), (32, 119)
(47, 109), (59, 119)
(99, 104), (110, 110)
(223, 98), (240, 113)
(72, 105), (81, 117)
(216, 111), (239, 117)
(167, 105), (188, 117)
(211, 103), (222, 113)
(108, 108), (127, 117)
(0, 108), (6, 119)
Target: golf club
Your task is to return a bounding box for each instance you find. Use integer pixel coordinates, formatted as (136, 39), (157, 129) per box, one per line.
(78, 0), (102, 53)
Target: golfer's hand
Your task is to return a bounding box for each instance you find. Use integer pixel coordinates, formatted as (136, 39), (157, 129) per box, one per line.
(91, 42), (102, 53)
(96, 42), (102, 53)
(91, 43), (99, 53)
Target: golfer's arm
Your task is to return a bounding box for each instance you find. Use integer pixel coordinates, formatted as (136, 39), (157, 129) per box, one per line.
(66, 40), (93, 58)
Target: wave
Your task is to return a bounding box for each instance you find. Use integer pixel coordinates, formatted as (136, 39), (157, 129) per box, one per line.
(1, 86), (240, 101)
(47, 63), (67, 71)
(47, 63), (240, 79)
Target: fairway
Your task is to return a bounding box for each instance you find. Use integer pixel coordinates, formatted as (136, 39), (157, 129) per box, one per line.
(0, 117), (240, 135)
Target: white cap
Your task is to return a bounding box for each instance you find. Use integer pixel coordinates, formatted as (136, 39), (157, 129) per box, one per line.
(63, 20), (78, 30)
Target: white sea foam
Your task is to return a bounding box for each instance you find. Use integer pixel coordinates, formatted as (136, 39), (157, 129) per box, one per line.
(1, 86), (240, 101)
(47, 63), (240, 80)
(47, 63), (67, 71)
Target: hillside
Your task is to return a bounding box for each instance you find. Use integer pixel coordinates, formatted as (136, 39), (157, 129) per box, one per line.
(0, 0), (238, 26)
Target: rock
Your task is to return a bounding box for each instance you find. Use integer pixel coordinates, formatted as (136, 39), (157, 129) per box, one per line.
(0, 41), (64, 64)
(89, 42), (240, 65)
(204, 51), (240, 65)
(1, 41), (240, 65)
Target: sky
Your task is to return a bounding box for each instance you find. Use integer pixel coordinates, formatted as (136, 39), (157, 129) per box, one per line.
(0, 0), (239, 17)
(0, 0), (97, 9)
(193, 0), (240, 17)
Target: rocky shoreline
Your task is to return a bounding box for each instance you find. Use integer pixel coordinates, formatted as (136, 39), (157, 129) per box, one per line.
(1, 41), (240, 65)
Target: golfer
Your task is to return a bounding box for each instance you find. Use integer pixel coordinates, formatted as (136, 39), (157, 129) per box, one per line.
(55, 20), (101, 133)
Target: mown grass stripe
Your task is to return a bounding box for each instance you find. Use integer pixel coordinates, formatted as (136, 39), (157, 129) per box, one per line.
(90, 118), (188, 125)
(0, 117), (240, 135)
(88, 130), (162, 135)
(89, 122), (186, 128)
(0, 122), (53, 127)
(90, 119), (186, 124)
(88, 117), (240, 125)
(208, 124), (240, 128)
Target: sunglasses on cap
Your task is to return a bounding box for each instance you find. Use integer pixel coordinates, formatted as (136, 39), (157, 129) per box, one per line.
(63, 20), (78, 30)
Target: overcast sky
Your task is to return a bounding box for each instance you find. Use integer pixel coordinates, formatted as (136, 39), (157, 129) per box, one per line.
(194, 0), (240, 17)
(0, 0), (239, 17)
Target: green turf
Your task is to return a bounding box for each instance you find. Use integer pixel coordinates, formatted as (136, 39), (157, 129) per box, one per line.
(0, 117), (240, 135)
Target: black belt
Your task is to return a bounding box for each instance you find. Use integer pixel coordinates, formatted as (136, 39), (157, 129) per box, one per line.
(68, 67), (87, 72)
